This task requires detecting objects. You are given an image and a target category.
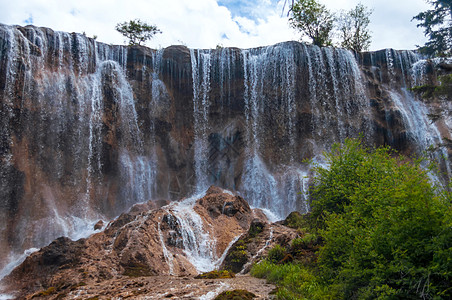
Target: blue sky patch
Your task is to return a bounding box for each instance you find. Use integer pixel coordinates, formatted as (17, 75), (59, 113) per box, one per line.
(24, 15), (33, 25)
(217, 0), (279, 21)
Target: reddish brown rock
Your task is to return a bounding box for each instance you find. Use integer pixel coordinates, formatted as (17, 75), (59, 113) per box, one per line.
(1, 187), (257, 299)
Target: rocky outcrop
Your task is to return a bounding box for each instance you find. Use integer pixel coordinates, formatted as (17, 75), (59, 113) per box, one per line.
(1, 187), (258, 298)
(0, 23), (451, 272)
(221, 219), (299, 274)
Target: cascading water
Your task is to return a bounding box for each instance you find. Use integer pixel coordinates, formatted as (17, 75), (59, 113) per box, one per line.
(237, 43), (374, 218)
(378, 50), (451, 179)
(156, 191), (238, 273)
(191, 49), (212, 193)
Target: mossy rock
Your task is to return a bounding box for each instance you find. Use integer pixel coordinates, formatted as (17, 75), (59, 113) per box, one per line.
(122, 262), (154, 277)
(283, 211), (306, 229)
(32, 287), (56, 298)
(223, 239), (249, 273)
(195, 269), (235, 279)
(247, 219), (265, 239)
(214, 289), (256, 299)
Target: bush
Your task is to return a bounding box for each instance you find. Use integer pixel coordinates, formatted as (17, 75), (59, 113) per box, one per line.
(251, 139), (452, 299)
(310, 138), (452, 299)
(283, 211), (306, 229)
(267, 245), (286, 263)
(223, 239), (249, 273)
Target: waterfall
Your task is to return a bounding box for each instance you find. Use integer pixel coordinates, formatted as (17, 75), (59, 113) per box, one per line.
(191, 49), (212, 193)
(1, 23), (451, 275)
(0, 24), (158, 272)
(238, 43), (374, 218)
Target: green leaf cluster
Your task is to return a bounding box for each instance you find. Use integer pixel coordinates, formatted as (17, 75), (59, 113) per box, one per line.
(115, 19), (162, 46)
(289, 0), (373, 50)
(336, 4), (373, 52)
(289, 0), (334, 47)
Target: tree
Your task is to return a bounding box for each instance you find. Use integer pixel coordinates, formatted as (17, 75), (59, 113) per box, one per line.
(336, 3), (372, 52)
(289, 0), (334, 47)
(115, 19), (162, 46)
(413, 0), (452, 56)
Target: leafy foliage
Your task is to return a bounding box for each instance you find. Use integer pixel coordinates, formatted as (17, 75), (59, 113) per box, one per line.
(252, 139), (452, 299)
(413, 0), (452, 56)
(115, 19), (161, 46)
(289, 0), (334, 47)
(336, 4), (373, 52)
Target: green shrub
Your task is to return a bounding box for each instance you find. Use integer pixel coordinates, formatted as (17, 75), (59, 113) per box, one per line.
(310, 138), (452, 299)
(251, 139), (452, 299)
(283, 211), (306, 229)
(267, 245), (286, 263)
(291, 233), (318, 251)
(248, 221), (265, 238)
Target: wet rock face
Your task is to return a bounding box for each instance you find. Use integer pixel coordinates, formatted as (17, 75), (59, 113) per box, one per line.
(1, 187), (256, 298)
(0, 23), (451, 271)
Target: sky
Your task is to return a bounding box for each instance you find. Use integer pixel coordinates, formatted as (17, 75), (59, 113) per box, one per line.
(0, 0), (431, 51)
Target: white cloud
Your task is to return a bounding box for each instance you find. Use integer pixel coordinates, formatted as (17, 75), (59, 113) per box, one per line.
(0, 0), (433, 51)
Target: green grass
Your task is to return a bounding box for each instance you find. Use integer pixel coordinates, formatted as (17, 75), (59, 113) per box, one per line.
(251, 260), (332, 300)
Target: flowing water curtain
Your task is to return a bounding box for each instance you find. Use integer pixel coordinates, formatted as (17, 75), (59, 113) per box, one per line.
(240, 43), (310, 218)
(191, 49), (212, 193)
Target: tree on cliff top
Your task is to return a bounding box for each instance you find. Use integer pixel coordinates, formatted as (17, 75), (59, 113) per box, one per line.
(337, 3), (373, 52)
(289, 0), (334, 47)
(413, 0), (452, 56)
(116, 19), (162, 46)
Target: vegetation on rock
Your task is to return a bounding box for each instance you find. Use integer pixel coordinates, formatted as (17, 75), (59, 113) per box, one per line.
(224, 239), (249, 273)
(194, 270), (235, 279)
(252, 138), (452, 299)
(214, 289), (256, 300)
(115, 19), (161, 46)
(282, 211), (306, 229)
(31, 287), (56, 298)
(122, 262), (154, 277)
